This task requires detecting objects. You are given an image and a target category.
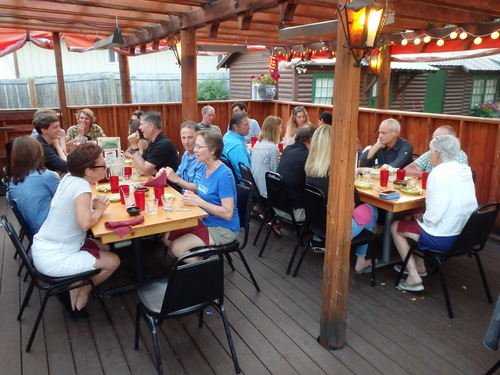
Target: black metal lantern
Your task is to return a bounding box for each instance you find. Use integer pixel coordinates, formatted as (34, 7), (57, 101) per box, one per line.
(338, 0), (388, 65)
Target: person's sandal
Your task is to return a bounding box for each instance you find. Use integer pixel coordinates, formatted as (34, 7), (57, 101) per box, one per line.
(272, 223), (282, 236)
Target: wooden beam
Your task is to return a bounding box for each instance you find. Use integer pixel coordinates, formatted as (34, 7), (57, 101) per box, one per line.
(238, 10), (254, 30)
(375, 46), (391, 109)
(118, 53), (132, 104)
(320, 17), (359, 350)
(279, 20), (338, 40)
(52, 32), (69, 129)
(181, 28), (198, 123)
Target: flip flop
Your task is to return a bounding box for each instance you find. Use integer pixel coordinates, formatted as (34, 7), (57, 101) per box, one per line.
(355, 259), (377, 275)
(394, 264), (428, 277)
(397, 279), (424, 292)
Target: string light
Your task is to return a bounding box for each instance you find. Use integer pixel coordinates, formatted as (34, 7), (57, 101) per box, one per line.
(398, 27), (500, 47)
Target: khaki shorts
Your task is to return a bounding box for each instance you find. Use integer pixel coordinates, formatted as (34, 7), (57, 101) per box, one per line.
(208, 226), (238, 245)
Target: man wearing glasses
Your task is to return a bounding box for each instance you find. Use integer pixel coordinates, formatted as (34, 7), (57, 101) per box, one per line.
(158, 121), (206, 193)
(198, 105), (221, 132)
(128, 111), (178, 176)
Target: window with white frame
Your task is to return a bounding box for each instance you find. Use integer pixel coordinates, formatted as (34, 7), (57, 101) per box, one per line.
(470, 76), (498, 109)
(312, 73), (334, 105)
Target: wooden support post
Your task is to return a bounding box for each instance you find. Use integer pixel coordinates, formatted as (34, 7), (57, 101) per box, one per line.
(28, 78), (37, 108)
(118, 53), (132, 104)
(181, 28), (197, 123)
(375, 46), (391, 109)
(52, 32), (69, 128)
(319, 23), (361, 350)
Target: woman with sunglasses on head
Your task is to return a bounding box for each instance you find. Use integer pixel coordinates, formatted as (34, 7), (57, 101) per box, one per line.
(32, 143), (120, 312)
(162, 130), (240, 264)
(285, 106), (313, 138)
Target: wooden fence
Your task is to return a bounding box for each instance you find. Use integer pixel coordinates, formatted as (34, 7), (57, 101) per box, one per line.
(1, 101), (499, 231)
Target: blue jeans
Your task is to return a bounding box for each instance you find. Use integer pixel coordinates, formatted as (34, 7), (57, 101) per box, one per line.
(352, 204), (378, 257)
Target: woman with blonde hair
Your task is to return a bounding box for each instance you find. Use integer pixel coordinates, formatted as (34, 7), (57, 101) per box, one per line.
(284, 106), (313, 138)
(305, 125), (378, 273)
(251, 115), (282, 201)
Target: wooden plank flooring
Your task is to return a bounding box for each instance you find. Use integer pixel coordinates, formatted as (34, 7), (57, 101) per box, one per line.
(1, 195), (499, 375)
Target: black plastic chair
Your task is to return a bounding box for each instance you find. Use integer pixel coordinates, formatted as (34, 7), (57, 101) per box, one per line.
(238, 162), (268, 245)
(395, 202), (499, 318)
(134, 248), (241, 375)
(1, 215), (112, 352)
(259, 171), (307, 274)
(191, 179), (260, 292)
(293, 184), (377, 285)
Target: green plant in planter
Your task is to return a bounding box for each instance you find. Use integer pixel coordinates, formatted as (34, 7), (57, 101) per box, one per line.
(197, 78), (229, 101)
(472, 102), (500, 118)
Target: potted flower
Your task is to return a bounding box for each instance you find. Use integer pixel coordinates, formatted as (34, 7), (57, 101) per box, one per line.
(472, 102), (500, 118)
(250, 72), (280, 100)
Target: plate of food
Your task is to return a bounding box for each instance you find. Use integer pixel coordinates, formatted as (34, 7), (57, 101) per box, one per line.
(97, 184), (111, 192)
(400, 187), (423, 195)
(355, 180), (372, 189)
(108, 193), (121, 202)
(393, 179), (409, 189)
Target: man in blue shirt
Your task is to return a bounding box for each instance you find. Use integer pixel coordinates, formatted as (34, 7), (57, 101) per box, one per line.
(231, 102), (261, 143)
(222, 111), (251, 180)
(162, 121), (206, 192)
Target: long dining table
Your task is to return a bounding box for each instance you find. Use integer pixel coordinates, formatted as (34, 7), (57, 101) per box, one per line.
(356, 177), (426, 264)
(91, 180), (208, 296)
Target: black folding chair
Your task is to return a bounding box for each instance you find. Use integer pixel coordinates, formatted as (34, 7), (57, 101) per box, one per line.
(220, 155), (238, 182)
(134, 248), (241, 375)
(6, 193), (34, 279)
(395, 202), (499, 318)
(293, 184), (377, 285)
(259, 171), (307, 274)
(190, 179), (260, 292)
(1, 215), (112, 352)
(238, 162), (269, 245)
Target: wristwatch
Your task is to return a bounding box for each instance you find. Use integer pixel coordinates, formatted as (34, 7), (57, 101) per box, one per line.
(131, 147), (139, 153)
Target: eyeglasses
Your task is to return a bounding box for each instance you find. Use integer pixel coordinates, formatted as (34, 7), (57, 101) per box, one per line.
(293, 106), (305, 114)
(91, 165), (107, 169)
(194, 145), (209, 150)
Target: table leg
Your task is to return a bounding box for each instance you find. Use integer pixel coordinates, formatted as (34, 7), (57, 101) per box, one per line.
(102, 238), (143, 297)
(381, 211), (394, 264)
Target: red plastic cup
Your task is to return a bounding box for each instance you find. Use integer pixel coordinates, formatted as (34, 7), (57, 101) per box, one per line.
(134, 190), (145, 211)
(124, 166), (132, 180)
(422, 171), (430, 189)
(278, 143), (284, 153)
(397, 169), (406, 180)
(119, 185), (129, 205)
(380, 169), (389, 187)
(109, 175), (119, 194)
(154, 186), (165, 206)
(251, 137), (258, 147)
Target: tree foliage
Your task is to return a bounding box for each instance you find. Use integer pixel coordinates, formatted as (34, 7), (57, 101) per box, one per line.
(197, 78), (229, 101)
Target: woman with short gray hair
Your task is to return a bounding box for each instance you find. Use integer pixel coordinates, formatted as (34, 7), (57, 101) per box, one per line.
(390, 134), (477, 292)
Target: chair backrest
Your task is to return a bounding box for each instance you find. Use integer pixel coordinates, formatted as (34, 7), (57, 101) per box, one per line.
(161, 249), (224, 317)
(6, 193), (34, 243)
(239, 162), (265, 205)
(235, 179), (252, 248)
(265, 171), (298, 223)
(451, 202), (499, 255)
(220, 155), (238, 182)
(1, 215), (36, 278)
(304, 184), (327, 238)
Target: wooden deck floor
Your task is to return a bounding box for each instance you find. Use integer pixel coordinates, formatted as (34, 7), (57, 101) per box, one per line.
(1, 195), (499, 375)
